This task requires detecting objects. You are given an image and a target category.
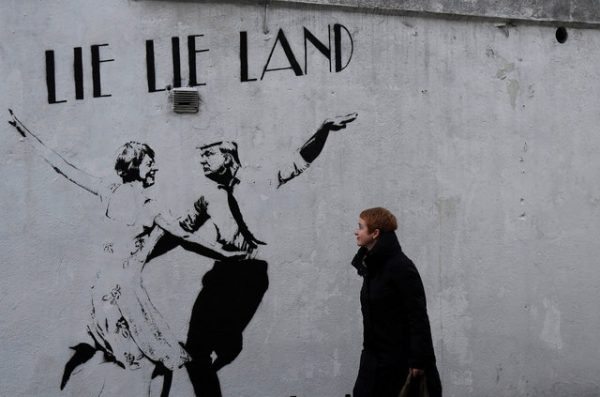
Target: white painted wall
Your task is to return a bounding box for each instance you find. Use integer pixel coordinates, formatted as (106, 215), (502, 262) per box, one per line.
(1, 1), (600, 396)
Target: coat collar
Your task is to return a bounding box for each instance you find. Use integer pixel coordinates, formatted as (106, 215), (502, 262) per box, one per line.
(351, 231), (402, 275)
(366, 231), (401, 263)
(351, 247), (369, 276)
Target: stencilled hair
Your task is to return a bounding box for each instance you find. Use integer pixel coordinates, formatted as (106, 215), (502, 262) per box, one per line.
(200, 141), (241, 167)
(114, 141), (155, 183)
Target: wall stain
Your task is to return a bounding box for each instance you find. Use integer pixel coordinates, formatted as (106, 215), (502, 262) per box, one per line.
(495, 364), (503, 384)
(541, 298), (563, 350)
(507, 79), (520, 109)
(496, 63), (515, 80)
(551, 381), (600, 396)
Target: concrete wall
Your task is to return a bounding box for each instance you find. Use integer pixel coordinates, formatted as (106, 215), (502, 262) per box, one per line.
(1, 1), (600, 396)
(275, 0), (600, 26)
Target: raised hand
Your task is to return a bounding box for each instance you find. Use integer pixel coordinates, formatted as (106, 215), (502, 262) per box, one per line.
(7, 109), (27, 138)
(323, 112), (358, 131)
(6, 110), (105, 197)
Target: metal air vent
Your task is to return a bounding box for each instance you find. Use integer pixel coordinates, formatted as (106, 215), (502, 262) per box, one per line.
(171, 87), (200, 114)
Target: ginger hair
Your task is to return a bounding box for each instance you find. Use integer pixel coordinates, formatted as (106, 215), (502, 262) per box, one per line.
(360, 207), (398, 233)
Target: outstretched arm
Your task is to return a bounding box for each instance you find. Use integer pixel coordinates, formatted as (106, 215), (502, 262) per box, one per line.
(8, 109), (105, 199)
(277, 112), (358, 188)
(154, 213), (245, 261)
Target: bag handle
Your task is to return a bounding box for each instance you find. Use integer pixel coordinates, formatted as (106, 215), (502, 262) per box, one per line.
(398, 372), (429, 397)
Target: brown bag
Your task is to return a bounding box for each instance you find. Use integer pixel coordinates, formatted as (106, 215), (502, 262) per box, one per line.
(398, 372), (429, 397)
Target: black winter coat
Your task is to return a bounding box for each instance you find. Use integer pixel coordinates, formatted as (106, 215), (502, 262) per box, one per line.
(351, 231), (437, 369)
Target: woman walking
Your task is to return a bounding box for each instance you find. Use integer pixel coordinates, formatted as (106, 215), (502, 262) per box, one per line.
(351, 207), (442, 397)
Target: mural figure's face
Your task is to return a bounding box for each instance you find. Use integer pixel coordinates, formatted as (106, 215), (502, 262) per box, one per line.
(199, 147), (229, 177)
(138, 154), (158, 187)
(355, 217), (379, 250)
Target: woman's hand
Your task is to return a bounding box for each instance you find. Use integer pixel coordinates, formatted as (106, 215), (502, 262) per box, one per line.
(155, 214), (184, 235)
(155, 213), (252, 261)
(218, 244), (256, 261)
(219, 249), (250, 261)
(8, 109), (27, 137)
(409, 368), (424, 377)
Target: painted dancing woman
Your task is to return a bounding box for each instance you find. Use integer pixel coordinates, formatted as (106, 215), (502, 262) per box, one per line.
(8, 110), (242, 396)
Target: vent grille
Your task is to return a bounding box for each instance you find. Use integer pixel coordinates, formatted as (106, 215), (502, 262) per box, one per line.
(171, 87), (200, 114)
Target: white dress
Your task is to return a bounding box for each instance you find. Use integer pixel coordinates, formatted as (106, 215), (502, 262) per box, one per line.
(87, 183), (190, 371)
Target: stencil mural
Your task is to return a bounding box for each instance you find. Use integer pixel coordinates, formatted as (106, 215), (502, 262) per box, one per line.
(8, 109), (357, 396)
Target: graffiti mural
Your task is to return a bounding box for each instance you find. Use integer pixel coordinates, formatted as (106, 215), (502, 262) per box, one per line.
(8, 109), (356, 396)
(180, 113), (357, 396)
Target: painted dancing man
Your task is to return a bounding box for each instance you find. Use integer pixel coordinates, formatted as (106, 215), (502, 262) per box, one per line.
(179, 113), (357, 396)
